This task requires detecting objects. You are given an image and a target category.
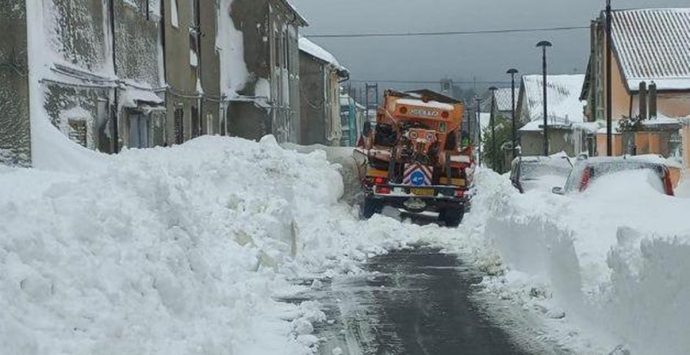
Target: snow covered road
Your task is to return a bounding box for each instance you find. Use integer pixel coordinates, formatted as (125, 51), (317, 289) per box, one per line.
(285, 246), (566, 355)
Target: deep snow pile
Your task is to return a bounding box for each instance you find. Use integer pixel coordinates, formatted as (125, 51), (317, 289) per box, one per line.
(677, 176), (690, 197)
(470, 168), (690, 354)
(0, 136), (422, 355)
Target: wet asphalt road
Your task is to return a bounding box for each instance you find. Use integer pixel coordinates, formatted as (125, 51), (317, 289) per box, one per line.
(298, 247), (532, 355)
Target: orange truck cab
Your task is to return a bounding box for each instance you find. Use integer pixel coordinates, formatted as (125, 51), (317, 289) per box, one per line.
(354, 89), (475, 227)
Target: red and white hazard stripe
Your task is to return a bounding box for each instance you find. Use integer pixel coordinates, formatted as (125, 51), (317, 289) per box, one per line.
(403, 163), (433, 185)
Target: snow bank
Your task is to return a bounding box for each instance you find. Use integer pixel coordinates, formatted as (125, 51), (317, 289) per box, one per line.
(471, 168), (690, 354)
(29, 110), (107, 173)
(0, 135), (429, 354)
(677, 175), (690, 197)
(0, 137), (304, 354)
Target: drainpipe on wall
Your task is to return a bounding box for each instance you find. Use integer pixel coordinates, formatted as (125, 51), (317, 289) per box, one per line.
(639, 82), (647, 120)
(108, 0), (119, 152)
(194, 0), (203, 135)
(649, 82), (657, 119)
(160, 0), (169, 144)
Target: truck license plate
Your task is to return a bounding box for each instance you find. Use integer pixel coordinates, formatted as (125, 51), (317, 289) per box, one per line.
(411, 188), (434, 196)
(404, 198), (427, 211)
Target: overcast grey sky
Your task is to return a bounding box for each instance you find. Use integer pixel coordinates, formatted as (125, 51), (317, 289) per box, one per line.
(291, 0), (688, 90)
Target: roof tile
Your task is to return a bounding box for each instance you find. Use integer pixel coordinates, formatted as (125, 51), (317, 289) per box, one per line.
(612, 8), (690, 90)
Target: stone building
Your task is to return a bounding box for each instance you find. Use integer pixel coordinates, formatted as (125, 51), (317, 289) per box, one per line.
(115, 0), (166, 150)
(0, 0), (166, 160)
(227, 0), (307, 143)
(298, 37), (349, 146)
(0, 0), (324, 166)
(161, 0), (215, 145)
(0, 1), (31, 165)
(38, 0), (120, 153)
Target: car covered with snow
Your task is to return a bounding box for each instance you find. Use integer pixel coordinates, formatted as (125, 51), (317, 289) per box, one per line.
(509, 155), (573, 193)
(552, 156), (675, 196)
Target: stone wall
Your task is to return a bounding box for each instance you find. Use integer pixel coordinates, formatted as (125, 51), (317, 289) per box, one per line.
(229, 0), (302, 142)
(0, 0), (31, 165)
(199, 0), (221, 135)
(49, 0), (110, 73)
(299, 53), (326, 145)
(115, 0), (162, 88)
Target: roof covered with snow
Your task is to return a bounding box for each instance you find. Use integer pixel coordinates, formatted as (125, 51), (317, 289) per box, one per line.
(481, 87), (519, 113)
(520, 74), (586, 124)
(298, 37), (349, 75)
(611, 8), (690, 91)
(280, 0), (308, 26)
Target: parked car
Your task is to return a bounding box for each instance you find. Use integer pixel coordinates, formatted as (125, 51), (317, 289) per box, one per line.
(510, 155), (573, 193)
(552, 157), (675, 196)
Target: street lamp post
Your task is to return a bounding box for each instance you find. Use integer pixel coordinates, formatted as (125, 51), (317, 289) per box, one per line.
(489, 86), (498, 171)
(536, 40), (552, 156)
(606, 0), (613, 156)
(475, 97), (482, 166)
(507, 68), (519, 158)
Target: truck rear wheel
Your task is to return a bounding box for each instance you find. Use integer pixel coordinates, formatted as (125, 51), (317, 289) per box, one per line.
(361, 196), (382, 219)
(439, 207), (464, 227)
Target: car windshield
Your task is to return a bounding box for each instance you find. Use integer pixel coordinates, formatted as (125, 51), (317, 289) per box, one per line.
(520, 159), (572, 181)
(587, 168), (666, 195)
(590, 161), (663, 178)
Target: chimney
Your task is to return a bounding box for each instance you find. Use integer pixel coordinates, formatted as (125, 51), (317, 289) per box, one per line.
(648, 82), (657, 119)
(639, 82), (648, 120)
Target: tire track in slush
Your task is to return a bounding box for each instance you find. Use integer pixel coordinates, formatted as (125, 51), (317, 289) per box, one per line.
(312, 247), (531, 355)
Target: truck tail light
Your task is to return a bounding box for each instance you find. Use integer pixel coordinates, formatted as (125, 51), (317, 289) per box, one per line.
(376, 186), (391, 194)
(366, 176), (388, 189)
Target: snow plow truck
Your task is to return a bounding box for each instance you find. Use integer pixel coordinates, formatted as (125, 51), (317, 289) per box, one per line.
(354, 89), (474, 227)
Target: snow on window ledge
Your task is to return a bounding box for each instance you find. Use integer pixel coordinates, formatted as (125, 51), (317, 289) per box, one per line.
(170, 0), (179, 28)
(190, 49), (198, 67)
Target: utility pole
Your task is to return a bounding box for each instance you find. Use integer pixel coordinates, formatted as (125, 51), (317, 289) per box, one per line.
(606, 0), (613, 156)
(475, 97), (482, 166)
(489, 86), (498, 171)
(537, 41), (552, 156)
(507, 68), (519, 158)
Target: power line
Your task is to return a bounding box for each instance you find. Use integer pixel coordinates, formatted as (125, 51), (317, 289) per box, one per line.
(348, 79), (511, 85)
(306, 26), (589, 39)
